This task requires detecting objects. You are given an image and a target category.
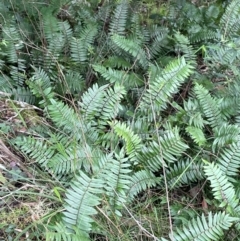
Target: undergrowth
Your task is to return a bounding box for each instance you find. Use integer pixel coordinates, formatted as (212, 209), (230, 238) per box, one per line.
(1, 0), (240, 240)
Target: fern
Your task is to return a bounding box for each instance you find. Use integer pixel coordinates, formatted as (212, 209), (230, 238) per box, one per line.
(127, 170), (161, 200)
(96, 151), (132, 215)
(173, 212), (238, 241)
(63, 171), (105, 234)
(103, 55), (131, 69)
(212, 123), (240, 152)
(166, 159), (205, 189)
(70, 20), (97, 66)
(79, 83), (125, 125)
(47, 136), (81, 175)
(3, 0), (240, 240)
(194, 83), (223, 128)
(47, 99), (81, 134)
(138, 127), (189, 172)
(148, 26), (169, 59)
(174, 32), (196, 65)
(218, 143), (240, 177)
(71, 37), (88, 63)
(79, 84), (106, 120)
(111, 34), (149, 69)
(109, 0), (129, 36)
(13, 136), (55, 169)
(186, 126), (206, 146)
(220, 0), (240, 40)
(63, 70), (85, 93)
(190, 29), (219, 43)
(184, 98), (205, 129)
(46, 222), (91, 241)
(112, 121), (142, 160)
(12, 132), (87, 176)
(79, 23), (98, 47)
(204, 161), (239, 210)
(140, 57), (193, 117)
(2, 26), (24, 64)
(63, 151), (132, 232)
(93, 65), (126, 84)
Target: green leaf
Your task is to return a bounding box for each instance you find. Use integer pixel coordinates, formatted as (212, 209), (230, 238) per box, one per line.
(204, 161), (239, 210)
(173, 212), (238, 241)
(186, 126), (206, 146)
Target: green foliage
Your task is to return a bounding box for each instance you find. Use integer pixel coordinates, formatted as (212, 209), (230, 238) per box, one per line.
(185, 126), (206, 146)
(140, 58), (193, 117)
(166, 159), (205, 189)
(217, 143), (240, 177)
(63, 171), (105, 234)
(173, 212), (238, 241)
(112, 121), (142, 158)
(194, 83), (223, 128)
(204, 161), (239, 211)
(220, 0), (240, 40)
(109, 0), (129, 35)
(2, 0), (240, 240)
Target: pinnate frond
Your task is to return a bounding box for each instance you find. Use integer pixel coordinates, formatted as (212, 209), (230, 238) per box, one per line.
(140, 58), (193, 116)
(173, 212), (238, 241)
(204, 161), (239, 210)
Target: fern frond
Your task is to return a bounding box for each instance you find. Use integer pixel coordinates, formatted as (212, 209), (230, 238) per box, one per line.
(190, 29), (219, 43)
(47, 99), (95, 141)
(79, 83), (106, 120)
(130, 13), (147, 43)
(79, 83), (125, 123)
(166, 159), (204, 189)
(148, 28), (168, 58)
(186, 126), (206, 146)
(12, 136), (54, 168)
(11, 86), (36, 104)
(173, 212), (238, 241)
(219, 96), (237, 120)
(139, 128), (189, 172)
(98, 83), (126, 120)
(127, 170), (161, 200)
(93, 64), (143, 90)
(140, 58), (193, 116)
(218, 143), (240, 177)
(183, 99), (205, 128)
(0, 74), (14, 93)
(93, 65), (126, 84)
(111, 34), (149, 68)
(30, 67), (51, 89)
(28, 78), (54, 106)
(43, 14), (60, 41)
(109, 0), (129, 35)
(71, 23), (98, 64)
(220, 0), (240, 39)
(174, 32), (196, 65)
(63, 171), (104, 234)
(46, 222), (91, 241)
(64, 70), (85, 93)
(194, 83), (223, 128)
(103, 55), (131, 69)
(59, 20), (73, 44)
(207, 43), (240, 67)
(71, 37), (88, 63)
(13, 132), (90, 176)
(204, 161), (239, 210)
(96, 151), (132, 214)
(47, 137), (81, 175)
(112, 121), (142, 160)
(79, 23), (98, 47)
(212, 123), (240, 151)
